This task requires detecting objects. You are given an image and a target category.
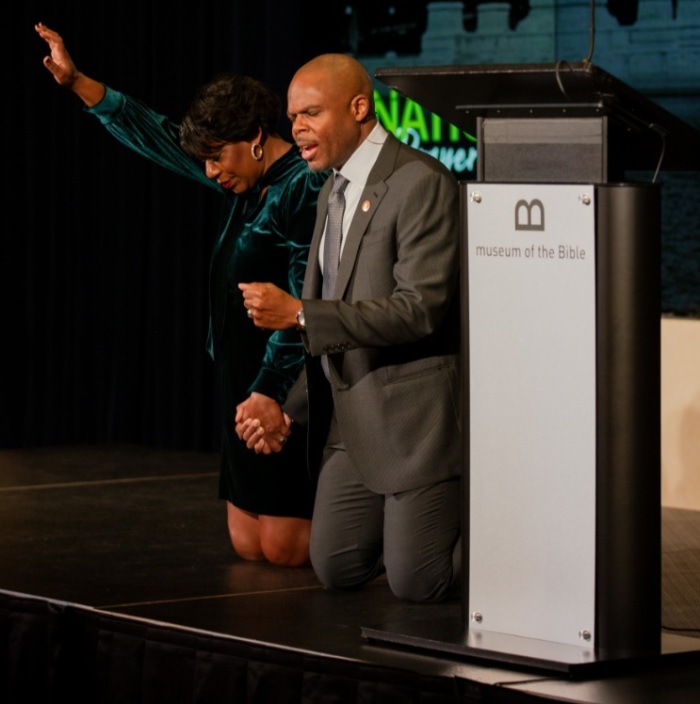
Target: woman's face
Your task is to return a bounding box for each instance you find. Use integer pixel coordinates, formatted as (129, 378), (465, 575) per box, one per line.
(204, 140), (263, 194)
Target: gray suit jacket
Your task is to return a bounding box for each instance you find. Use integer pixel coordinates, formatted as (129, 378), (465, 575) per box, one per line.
(287, 133), (462, 494)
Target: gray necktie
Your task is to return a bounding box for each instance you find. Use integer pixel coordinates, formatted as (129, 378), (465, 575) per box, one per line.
(321, 173), (349, 379)
(322, 173), (349, 300)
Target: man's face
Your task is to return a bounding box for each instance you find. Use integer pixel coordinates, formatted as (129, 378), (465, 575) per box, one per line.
(287, 69), (359, 172)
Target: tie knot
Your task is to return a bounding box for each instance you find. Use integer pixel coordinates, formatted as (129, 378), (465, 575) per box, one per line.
(332, 173), (349, 195)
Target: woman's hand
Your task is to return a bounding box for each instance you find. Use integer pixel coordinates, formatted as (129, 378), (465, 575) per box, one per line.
(235, 393), (292, 454)
(35, 22), (106, 106)
(35, 23), (80, 87)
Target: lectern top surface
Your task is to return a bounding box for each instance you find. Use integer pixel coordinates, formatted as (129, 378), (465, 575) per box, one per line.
(375, 62), (700, 172)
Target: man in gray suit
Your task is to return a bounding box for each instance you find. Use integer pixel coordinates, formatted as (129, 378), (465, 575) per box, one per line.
(238, 54), (461, 602)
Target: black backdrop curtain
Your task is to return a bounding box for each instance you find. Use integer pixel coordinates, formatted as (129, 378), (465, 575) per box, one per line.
(4, 1), (338, 451)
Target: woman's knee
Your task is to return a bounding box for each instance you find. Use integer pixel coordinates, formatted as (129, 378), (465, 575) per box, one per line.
(261, 537), (310, 567)
(259, 517), (311, 567)
(226, 502), (265, 561)
(229, 530), (265, 561)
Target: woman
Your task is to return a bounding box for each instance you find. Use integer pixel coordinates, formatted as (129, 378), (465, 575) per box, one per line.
(36, 23), (328, 567)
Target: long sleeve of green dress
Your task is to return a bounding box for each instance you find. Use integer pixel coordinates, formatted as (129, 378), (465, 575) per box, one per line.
(85, 85), (327, 406)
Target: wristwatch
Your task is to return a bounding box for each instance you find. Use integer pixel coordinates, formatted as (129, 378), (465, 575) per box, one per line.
(296, 308), (306, 331)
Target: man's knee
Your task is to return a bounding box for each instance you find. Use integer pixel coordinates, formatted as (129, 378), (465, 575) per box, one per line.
(386, 566), (455, 603)
(384, 546), (459, 603)
(310, 543), (383, 590)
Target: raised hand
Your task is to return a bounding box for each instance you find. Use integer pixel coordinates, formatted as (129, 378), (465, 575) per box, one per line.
(35, 22), (105, 106)
(35, 23), (80, 87)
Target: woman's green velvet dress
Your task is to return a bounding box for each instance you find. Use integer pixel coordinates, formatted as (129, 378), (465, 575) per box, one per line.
(87, 86), (327, 518)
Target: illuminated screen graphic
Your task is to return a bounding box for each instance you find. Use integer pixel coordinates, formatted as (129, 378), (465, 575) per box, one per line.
(374, 89), (477, 178)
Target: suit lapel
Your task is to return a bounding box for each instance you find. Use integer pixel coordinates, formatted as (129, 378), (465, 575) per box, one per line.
(303, 177), (333, 298)
(335, 136), (401, 298)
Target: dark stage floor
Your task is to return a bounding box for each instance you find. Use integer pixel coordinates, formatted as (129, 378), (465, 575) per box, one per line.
(1, 444), (700, 703)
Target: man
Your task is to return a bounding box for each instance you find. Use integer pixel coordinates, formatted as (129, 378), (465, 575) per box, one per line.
(238, 54), (461, 602)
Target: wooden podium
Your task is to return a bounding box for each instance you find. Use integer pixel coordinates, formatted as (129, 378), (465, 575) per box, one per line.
(362, 62), (700, 676)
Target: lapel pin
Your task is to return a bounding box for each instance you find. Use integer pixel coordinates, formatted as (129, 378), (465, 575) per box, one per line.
(361, 199), (371, 212)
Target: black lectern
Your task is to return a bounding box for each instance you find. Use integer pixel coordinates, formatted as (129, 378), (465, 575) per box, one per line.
(362, 62), (700, 676)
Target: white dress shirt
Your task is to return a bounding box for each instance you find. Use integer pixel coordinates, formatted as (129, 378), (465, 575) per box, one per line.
(319, 122), (389, 273)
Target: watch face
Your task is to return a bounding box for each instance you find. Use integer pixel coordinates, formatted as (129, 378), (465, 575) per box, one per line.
(296, 309), (305, 329)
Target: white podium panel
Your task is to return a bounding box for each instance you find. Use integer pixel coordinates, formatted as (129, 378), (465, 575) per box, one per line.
(467, 183), (596, 648)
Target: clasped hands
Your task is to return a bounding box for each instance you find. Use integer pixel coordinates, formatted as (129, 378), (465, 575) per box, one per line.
(235, 392), (292, 455)
(236, 283), (300, 455)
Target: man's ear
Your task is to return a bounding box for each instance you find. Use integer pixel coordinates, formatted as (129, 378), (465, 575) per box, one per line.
(351, 94), (370, 123)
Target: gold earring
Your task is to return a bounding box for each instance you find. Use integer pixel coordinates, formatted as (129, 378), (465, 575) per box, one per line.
(251, 143), (264, 161)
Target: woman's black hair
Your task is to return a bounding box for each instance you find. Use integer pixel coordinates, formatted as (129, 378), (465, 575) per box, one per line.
(179, 72), (281, 160)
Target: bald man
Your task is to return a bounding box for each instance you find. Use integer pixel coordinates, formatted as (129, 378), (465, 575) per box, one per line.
(239, 54), (461, 602)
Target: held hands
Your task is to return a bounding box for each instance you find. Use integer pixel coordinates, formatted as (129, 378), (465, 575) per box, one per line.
(236, 285), (301, 453)
(235, 392), (292, 455)
(35, 23), (79, 87)
(239, 283), (300, 330)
